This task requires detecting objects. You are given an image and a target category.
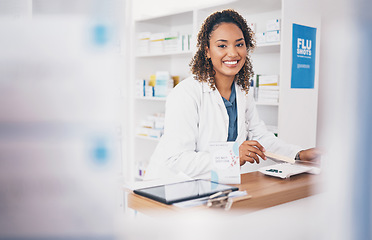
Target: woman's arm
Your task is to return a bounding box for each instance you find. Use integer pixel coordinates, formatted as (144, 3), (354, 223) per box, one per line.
(245, 92), (302, 159)
(149, 81), (212, 179)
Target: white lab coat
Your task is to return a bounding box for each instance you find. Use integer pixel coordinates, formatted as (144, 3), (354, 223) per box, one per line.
(144, 76), (302, 180)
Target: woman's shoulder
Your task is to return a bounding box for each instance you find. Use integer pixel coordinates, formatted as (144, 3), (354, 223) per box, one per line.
(175, 75), (202, 88)
(170, 75), (203, 95)
(166, 75), (203, 104)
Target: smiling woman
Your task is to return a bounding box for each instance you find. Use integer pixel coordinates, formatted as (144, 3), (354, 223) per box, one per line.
(144, 9), (320, 180)
(190, 9), (255, 94)
(206, 22), (247, 100)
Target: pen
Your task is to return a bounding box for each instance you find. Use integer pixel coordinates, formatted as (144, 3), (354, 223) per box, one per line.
(224, 194), (252, 210)
(209, 189), (232, 199)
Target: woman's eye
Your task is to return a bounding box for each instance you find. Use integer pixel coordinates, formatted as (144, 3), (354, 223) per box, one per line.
(218, 45), (227, 48)
(237, 43), (245, 47)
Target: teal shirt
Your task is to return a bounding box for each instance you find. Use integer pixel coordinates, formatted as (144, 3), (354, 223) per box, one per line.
(221, 83), (237, 141)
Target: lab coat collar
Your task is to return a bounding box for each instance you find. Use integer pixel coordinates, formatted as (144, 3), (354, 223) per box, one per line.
(202, 80), (247, 140)
(201, 80), (227, 112)
(202, 81), (213, 93)
(201, 80), (229, 134)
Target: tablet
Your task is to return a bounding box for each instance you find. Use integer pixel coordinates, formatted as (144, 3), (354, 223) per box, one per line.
(133, 179), (239, 205)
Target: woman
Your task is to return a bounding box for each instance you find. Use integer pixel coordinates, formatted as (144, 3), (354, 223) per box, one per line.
(145, 9), (319, 180)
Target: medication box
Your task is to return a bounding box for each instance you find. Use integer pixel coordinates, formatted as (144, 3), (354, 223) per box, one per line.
(256, 32), (266, 44)
(266, 19), (281, 31)
(265, 30), (281, 43)
(209, 141), (241, 184)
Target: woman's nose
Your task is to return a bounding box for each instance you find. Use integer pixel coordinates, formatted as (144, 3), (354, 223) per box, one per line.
(227, 46), (238, 57)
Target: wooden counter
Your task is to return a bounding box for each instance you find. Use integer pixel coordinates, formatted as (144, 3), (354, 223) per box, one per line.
(127, 171), (322, 215)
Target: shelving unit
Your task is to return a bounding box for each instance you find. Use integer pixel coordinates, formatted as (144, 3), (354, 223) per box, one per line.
(128, 0), (320, 181)
(128, 9), (194, 181)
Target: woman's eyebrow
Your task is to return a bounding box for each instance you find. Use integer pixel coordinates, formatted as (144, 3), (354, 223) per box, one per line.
(215, 38), (244, 43)
(215, 39), (227, 43)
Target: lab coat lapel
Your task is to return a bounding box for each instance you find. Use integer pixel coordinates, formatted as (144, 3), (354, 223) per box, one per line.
(202, 81), (226, 111)
(235, 82), (247, 143)
(202, 81), (229, 137)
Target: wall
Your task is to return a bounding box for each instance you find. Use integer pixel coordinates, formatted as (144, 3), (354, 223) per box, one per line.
(279, 0), (321, 149)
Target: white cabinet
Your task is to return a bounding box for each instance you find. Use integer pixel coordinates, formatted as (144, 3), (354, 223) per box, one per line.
(128, 0), (319, 181)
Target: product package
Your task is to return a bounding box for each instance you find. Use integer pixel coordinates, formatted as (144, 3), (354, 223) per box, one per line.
(209, 141), (241, 184)
(266, 19), (281, 31)
(265, 30), (281, 43)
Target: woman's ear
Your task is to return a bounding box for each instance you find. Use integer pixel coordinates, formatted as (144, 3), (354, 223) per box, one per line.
(206, 46), (211, 58)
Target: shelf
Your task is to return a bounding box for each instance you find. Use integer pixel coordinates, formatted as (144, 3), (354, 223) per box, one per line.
(257, 42), (280, 48)
(136, 50), (193, 58)
(255, 101), (279, 106)
(136, 135), (161, 142)
(135, 10), (193, 25)
(135, 176), (144, 181)
(135, 96), (167, 101)
(212, 0), (281, 15)
(253, 42), (280, 54)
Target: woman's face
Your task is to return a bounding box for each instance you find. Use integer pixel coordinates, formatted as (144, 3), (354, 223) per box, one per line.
(206, 22), (247, 82)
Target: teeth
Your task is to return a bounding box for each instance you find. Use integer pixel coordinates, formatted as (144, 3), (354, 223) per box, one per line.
(224, 61), (238, 65)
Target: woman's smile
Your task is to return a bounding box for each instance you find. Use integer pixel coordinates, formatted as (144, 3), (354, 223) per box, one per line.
(223, 59), (239, 67)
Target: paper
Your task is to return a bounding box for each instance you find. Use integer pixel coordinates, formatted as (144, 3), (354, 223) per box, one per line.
(258, 163), (321, 179)
(209, 142), (241, 184)
(265, 151), (296, 164)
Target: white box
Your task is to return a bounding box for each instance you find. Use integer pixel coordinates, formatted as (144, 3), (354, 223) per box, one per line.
(154, 119), (164, 129)
(265, 30), (280, 43)
(135, 79), (145, 97)
(136, 127), (149, 137)
(258, 75), (279, 85)
(181, 34), (190, 51)
(144, 86), (153, 97)
(256, 32), (266, 44)
(148, 116), (165, 129)
(164, 32), (179, 52)
(140, 119), (154, 128)
(148, 128), (163, 138)
(150, 32), (165, 53)
(266, 19), (281, 31)
(209, 142), (241, 184)
(137, 32), (150, 54)
(247, 22), (256, 32)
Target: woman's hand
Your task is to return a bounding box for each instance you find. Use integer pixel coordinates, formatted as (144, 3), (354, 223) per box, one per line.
(298, 148), (322, 162)
(239, 140), (267, 166)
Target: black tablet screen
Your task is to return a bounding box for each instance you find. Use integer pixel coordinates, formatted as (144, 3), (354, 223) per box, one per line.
(133, 179), (238, 205)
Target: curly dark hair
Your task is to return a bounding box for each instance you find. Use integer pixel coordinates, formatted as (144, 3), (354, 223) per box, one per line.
(189, 9), (255, 93)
